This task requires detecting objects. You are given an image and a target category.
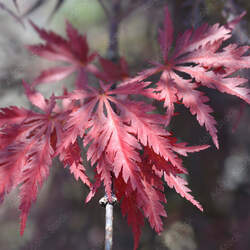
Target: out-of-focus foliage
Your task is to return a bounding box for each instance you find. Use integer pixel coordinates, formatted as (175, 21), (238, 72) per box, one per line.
(22, 0), (66, 19)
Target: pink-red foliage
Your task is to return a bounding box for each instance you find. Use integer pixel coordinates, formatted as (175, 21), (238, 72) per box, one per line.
(0, 6), (250, 249)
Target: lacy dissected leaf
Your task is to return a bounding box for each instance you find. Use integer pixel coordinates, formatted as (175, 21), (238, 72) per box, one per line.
(114, 175), (144, 250)
(19, 134), (53, 234)
(177, 65), (250, 104)
(139, 159), (167, 233)
(84, 112), (113, 166)
(156, 71), (177, 126)
(98, 98), (142, 190)
(27, 21), (96, 86)
(32, 66), (76, 86)
(0, 106), (32, 128)
(0, 116), (55, 234)
(0, 142), (29, 203)
(177, 42), (250, 72)
(99, 56), (130, 82)
(57, 87), (100, 152)
(0, 85), (67, 234)
(23, 81), (48, 110)
(144, 146), (203, 211)
(59, 140), (91, 188)
(110, 98), (185, 172)
(137, 7), (250, 148)
(172, 11), (246, 60)
(59, 78), (209, 249)
(113, 168), (166, 250)
(164, 172), (203, 211)
(172, 73), (218, 148)
(95, 153), (113, 200)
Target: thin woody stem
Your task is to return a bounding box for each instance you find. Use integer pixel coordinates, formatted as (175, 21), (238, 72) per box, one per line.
(105, 203), (113, 250)
(98, 0), (110, 18)
(106, 0), (121, 61)
(99, 194), (117, 250)
(0, 2), (24, 27)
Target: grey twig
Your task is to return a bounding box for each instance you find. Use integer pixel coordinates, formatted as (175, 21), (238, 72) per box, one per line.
(105, 204), (114, 250)
(191, 0), (202, 27)
(119, 0), (161, 21)
(99, 195), (117, 250)
(106, 0), (122, 61)
(12, 0), (19, 12)
(98, 0), (110, 18)
(0, 2), (25, 28)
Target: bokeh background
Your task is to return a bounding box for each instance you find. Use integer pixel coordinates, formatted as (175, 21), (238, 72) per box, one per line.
(0, 0), (250, 249)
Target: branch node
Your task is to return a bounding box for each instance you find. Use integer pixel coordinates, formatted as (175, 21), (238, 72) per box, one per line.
(99, 194), (117, 207)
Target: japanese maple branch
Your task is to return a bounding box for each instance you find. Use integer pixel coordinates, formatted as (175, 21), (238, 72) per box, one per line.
(12, 0), (19, 12)
(105, 203), (114, 250)
(99, 194), (117, 250)
(119, 0), (151, 21)
(191, 0), (201, 26)
(98, 1), (121, 250)
(98, 0), (110, 19)
(0, 2), (24, 27)
(106, 0), (122, 61)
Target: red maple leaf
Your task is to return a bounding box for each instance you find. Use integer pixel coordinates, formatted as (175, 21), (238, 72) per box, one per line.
(0, 82), (91, 234)
(98, 56), (130, 82)
(27, 21), (98, 87)
(133, 7), (250, 148)
(58, 76), (209, 248)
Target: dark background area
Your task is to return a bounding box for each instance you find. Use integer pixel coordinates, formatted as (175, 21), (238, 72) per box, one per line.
(0, 0), (250, 250)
